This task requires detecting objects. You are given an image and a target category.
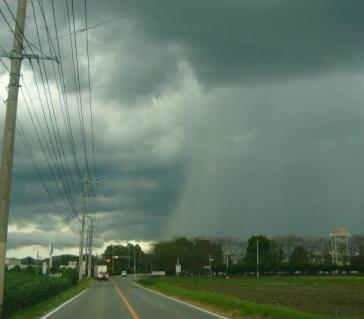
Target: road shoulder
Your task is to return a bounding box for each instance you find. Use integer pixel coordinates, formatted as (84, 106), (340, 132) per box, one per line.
(134, 281), (240, 319)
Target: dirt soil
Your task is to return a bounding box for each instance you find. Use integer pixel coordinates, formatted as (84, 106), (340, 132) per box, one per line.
(184, 283), (364, 319)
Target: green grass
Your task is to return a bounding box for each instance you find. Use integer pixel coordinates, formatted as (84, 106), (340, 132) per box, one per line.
(8, 279), (92, 319)
(139, 278), (353, 319)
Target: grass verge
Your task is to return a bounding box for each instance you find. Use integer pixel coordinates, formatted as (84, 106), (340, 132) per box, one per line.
(8, 279), (92, 319)
(139, 279), (348, 319)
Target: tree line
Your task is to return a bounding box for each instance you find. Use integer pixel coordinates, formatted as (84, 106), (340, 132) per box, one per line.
(102, 234), (364, 275)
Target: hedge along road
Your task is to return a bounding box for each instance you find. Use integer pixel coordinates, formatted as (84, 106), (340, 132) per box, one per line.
(42, 276), (228, 319)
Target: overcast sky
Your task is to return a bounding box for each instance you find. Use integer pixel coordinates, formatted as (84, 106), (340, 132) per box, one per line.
(1, 0), (364, 258)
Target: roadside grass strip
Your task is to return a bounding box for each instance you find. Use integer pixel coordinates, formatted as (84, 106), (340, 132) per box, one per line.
(151, 276), (364, 287)
(139, 280), (349, 319)
(8, 279), (92, 319)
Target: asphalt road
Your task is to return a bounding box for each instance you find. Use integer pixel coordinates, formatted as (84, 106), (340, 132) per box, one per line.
(44, 276), (226, 319)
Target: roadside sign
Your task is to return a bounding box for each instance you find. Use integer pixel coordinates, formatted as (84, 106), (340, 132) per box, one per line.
(42, 261), (47, 275)
(176, 264), (181, 274)
(151, 271), (166, 276)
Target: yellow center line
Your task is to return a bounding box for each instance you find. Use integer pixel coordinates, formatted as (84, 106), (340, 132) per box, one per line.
(111, 278), (141, 319)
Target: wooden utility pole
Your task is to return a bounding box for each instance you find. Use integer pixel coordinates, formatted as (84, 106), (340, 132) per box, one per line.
(78, 213), (86, 281)
(87, 216), (93, 278)
(112, 245), (115, 273)
(133, 249), (136, 279)
(0, 1), (27, 316)
(256, 238), (260, 278)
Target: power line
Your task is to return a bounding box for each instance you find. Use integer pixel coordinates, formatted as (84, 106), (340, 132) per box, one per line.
(3, 0), (45, 56)
(25, 0), (178, 50)
(1, 4), (81, 219)
(65, 0), (90, 178)
(84, 0), (98, 218)
(35, 0), (82, 191)
(50, 0), (83, 180)
(1, 0), (100, 221)
(0, 31), (79, 221)
(84, 0), (97, 179)
(19, 78), (80, 220)
(17, 119), (75, 224)
(26, 1), (82, 218)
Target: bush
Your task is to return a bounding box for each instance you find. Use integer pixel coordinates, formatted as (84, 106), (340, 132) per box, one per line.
(61, 268), (78, 284)
(10, 265), (21, 272)
(4, 271), (76, 317)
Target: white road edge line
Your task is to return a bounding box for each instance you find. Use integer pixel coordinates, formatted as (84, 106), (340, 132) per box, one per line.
(133, 282), (230, 319)
(39, 289), (87, 319)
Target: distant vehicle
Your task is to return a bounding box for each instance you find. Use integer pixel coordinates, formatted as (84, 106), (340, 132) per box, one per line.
(121, 271), (127, 277)
(97, 272), (109, 281)
(94, 265), (108, 278)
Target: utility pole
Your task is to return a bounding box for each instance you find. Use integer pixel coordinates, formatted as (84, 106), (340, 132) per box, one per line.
(256, 238), (260, 278)
(49, 243), (53, 271)
(78, 177), (89, 281)
(176, 257), (180, 278)
(85, 227), (89, 266)
(0, 1), (27, 316)
(128, 247), (130, 269)
(0, 1), (58, 314)
(36, 251), (39, 276)
(208, 253), (213, 279)
(78, 214), (86, 281)
(87, 216), (93, 279)
(112, 245), (115, 273)
(133, 250), (136, 279)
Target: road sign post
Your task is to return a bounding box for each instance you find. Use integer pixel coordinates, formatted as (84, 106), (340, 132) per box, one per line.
(176, 258), (181, 278)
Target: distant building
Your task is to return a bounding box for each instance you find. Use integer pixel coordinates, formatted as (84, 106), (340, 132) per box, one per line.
(60, 261), (78, 270)
(308, 250), (326, 265)
(5, 258), (22, 270)
(216, 239), (245, 266)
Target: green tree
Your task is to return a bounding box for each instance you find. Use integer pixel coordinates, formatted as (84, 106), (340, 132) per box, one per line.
(351, 255), (364, 269)
(10, 265), (21, 272)
(103, 243), (147, 273)
(243, 235), (275, 273)
(290, 245), (309, 270)
(26, 265), (34, 274)
(149, 237), (223, 275)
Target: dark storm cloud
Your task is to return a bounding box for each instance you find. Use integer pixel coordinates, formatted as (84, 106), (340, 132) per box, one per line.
(170, 74), (364, 237)
(84, 0), (364, 101)
(2, 0), (364, 255)
(8, 98), (186, 242)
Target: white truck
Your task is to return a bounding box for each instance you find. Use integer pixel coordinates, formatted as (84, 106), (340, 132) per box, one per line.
(94, 265), (108, 280)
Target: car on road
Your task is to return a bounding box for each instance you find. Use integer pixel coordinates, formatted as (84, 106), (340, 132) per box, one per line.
(121, 271), (127, 277)
(97, 272), (109, 281)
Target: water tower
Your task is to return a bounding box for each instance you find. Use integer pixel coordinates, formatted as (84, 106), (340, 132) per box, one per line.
(330, 228), (351, 265)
